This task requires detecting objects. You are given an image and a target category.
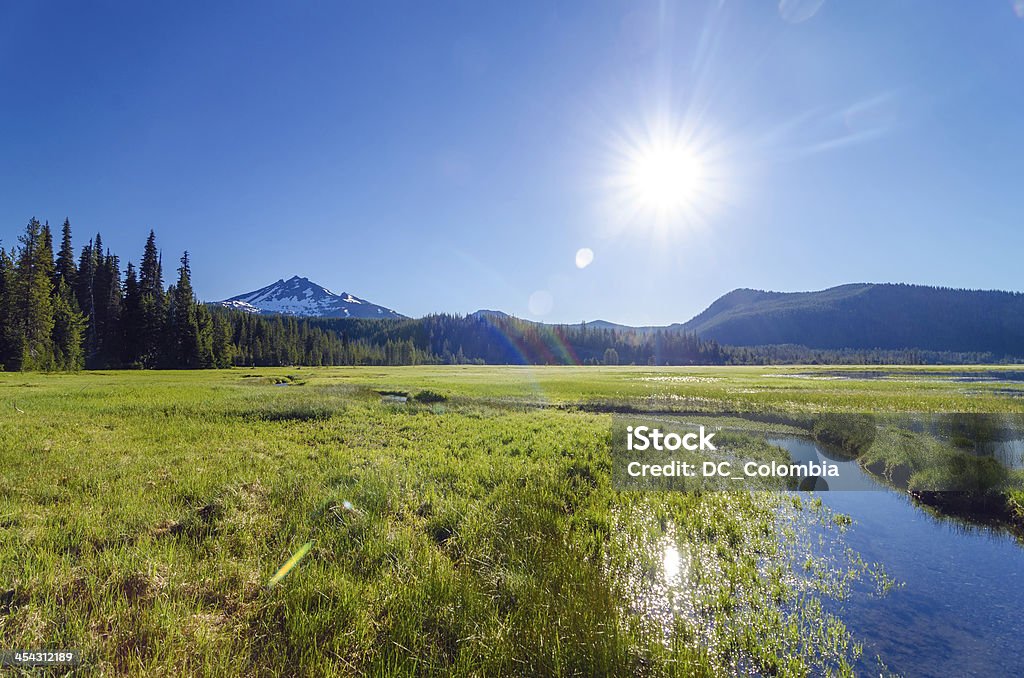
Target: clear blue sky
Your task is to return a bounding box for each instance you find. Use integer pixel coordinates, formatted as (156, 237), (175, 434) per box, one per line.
(2, 1), (1022, 325)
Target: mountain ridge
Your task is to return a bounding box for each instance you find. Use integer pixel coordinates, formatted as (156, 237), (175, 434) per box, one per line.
(212, 277), (1024, 356)
(679, 282), (1024, 355)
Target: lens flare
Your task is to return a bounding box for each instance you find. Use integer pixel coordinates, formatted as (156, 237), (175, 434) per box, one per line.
(268, 541), (313, 587)
(575, 248), (594, 269)
(528, 290), (554, 316)
(779, 0), (826, 24)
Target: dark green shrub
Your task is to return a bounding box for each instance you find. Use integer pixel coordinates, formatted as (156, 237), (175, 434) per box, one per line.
(412, 390), (448, 404)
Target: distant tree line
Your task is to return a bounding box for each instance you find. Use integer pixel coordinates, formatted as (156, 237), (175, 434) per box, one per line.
(2, 218), (1018, 371)
(228, 312), (435, 367)
(718, 344), (1017, 366)
(309, 314), (730, 366)
(307, 315), (1017, 366)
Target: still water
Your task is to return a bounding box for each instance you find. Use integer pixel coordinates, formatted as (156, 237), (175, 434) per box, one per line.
(778, 369), (1024, 384)
(771, 436), (1024, 677)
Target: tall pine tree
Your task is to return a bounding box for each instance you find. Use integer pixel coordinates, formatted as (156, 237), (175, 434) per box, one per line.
(121, 262), (143, 366)
(170, 251), (201, 367)
(137, 230), (166, 367)
(12, 219), (56, 370)
(76, 239), (98, 360)
(55, 218), (77, 291)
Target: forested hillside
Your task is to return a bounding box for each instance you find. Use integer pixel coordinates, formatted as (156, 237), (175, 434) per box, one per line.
(682, 283), (1024, 357)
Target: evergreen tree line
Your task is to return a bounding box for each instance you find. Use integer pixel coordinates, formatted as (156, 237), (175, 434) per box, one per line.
(227, 312), (435, 367)
(0, 219), (232, 370)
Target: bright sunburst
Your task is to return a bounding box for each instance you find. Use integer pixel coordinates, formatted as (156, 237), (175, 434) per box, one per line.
(605, 120), (724, 237)
(627, 142), (705, 215)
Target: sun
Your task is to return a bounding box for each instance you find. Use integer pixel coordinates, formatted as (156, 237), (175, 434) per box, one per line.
(604, 122), (721, 237)
(627, 143), (705, 215)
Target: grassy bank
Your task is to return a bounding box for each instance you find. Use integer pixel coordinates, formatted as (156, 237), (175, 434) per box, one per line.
(851, 421), (1024, 535)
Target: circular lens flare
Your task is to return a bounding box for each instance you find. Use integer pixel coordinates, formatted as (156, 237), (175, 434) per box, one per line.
(528, 290), (554, 316)
(575, 247), (594, 269)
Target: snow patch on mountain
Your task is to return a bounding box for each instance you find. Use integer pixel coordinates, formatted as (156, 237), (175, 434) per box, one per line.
(215, 276), (405, 319)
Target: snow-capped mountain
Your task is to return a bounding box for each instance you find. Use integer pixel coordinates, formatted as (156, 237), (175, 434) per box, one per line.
(215, 276), (405, 319)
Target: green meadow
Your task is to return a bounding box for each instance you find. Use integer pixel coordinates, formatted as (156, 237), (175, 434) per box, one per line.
(1, 366), (1022, 676)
